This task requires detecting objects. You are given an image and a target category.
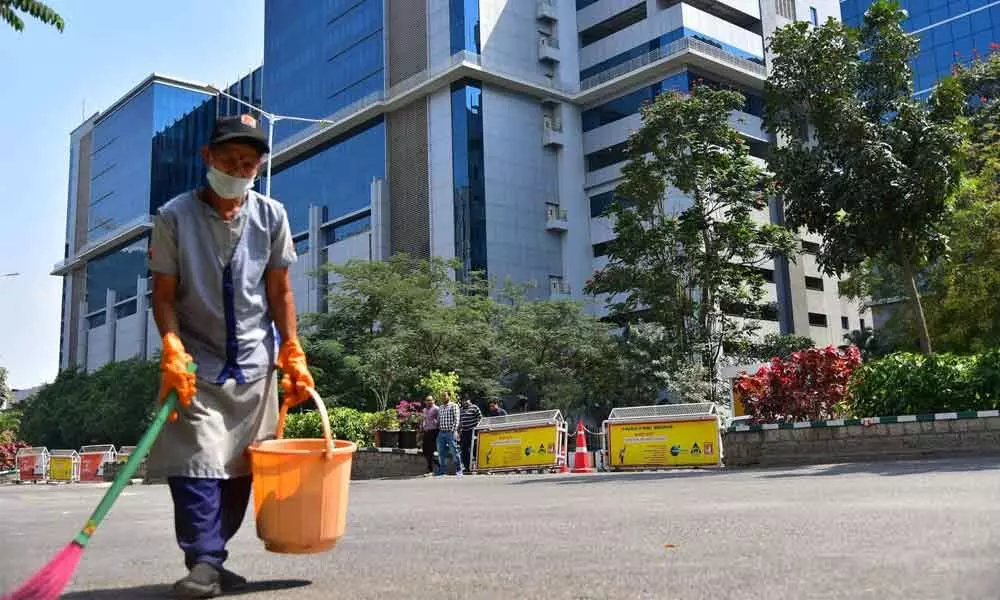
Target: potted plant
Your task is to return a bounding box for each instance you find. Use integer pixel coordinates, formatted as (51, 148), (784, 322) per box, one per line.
(369, 409), (399, 448)
(396, 400), (424, 449)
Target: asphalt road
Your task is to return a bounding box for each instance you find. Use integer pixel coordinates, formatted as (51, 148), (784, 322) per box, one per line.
(1, 458), (999, 600)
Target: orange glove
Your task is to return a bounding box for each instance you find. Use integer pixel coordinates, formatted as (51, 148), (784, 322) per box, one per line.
(277, 337), (314, 407)
(159, 332), (197, 422)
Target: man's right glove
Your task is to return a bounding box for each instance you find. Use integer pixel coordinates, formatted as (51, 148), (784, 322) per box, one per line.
(160, 332), (197, 422)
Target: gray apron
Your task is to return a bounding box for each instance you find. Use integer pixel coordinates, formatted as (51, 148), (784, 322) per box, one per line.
(147, 371), (279, 479)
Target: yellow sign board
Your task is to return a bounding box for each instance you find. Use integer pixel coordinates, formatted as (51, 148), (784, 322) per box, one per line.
(50, 456), (76, 481)
(476, 425), (560, 470)
(607, 419), (721, 468)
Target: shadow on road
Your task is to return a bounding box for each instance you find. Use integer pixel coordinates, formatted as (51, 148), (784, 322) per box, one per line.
(755, 457), (1000, 479)
(61, 579), (312, 598)
(508, 469), (726, 486)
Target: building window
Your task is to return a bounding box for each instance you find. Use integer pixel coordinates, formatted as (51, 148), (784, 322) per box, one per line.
(325, 214), (372, 245)
(86, 237), (149, 312)
(451, 80), (487, 280)
(805, 276), (824, 291)
(577, 0), (601, 9)
(776, 0), (796, 20)
(809, 7), (819, 25)
(808, 312), (828, 327)
(860, 318), (866, 330)
(87, 312), (107, 330)
(450, 0), (481, 54)
(801, 240), (820, 254)
(586, 142), (629, 172)
(593, 241), (614, 258)
(841, 316), (850, 329)
(579, 3), (647, 48)
(294, 236), (310, 255)
(115, 299), (138, 319)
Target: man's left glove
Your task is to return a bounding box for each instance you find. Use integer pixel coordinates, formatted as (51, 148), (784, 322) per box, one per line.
(277, 337), (315, 407)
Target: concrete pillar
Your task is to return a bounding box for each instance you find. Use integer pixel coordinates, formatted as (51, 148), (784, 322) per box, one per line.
(105, 289), (117, 367)
(136, 276), (150, 360)
(370, 177), (390, 261)
(307, 205), (323, 314)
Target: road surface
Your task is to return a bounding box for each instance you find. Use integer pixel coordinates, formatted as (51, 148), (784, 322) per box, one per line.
(1, 457), (998, 599)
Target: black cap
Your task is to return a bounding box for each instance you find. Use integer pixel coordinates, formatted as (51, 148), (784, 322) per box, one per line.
(209, 114), (269, 155)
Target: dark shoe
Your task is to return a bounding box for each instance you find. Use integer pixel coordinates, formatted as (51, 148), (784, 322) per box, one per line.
(218, 566), (248, 591)
(172, 562), (221, 598)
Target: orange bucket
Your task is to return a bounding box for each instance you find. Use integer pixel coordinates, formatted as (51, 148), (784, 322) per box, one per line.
(247, 389), (356, 554)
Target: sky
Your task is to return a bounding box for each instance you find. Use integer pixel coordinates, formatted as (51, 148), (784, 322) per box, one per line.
(0, 0), (264, 389)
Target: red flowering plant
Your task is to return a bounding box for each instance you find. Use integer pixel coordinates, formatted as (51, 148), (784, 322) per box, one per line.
(395, 400), (424, 431)
(0, 430), (29, 471)
(734, 345), (862, 424)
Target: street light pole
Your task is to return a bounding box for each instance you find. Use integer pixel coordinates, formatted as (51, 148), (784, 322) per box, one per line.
(207, 86), (333, 198)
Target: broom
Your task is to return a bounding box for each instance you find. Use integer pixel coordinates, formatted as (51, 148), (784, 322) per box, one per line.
(2, 363), (196, 600)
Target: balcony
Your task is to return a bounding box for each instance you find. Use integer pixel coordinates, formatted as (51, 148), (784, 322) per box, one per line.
(542, 116), (564, 147)
(537, 0), (558, 21)
(538, 36), (560, 63)
(549, 277), (571, 299)
(545, 205), (568, 232)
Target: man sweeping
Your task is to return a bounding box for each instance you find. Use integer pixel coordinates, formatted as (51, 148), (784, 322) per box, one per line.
(146, 114), (315, 598)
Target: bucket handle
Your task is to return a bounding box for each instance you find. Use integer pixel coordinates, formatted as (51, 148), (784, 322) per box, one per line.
(275, 388), (335, 460)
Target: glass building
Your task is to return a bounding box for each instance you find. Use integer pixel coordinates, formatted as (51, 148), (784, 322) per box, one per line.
(841, 0), (1000, 95)
(56, 0), (872, 374)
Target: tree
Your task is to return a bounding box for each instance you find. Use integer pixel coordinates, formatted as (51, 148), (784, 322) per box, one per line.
(1, 0), (63, 32)
(585, 85), (797, 404)
(495, 294), (617, 413)
(920, 149), (1000, 352)
(764, 0), (966, 354)
(729, 332), (816, 363)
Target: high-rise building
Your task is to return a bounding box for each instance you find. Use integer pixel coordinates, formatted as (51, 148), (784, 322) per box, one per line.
(54, 70), (262, 371)
(56, 1), (868, 373)
(840, 0), (1000, 97)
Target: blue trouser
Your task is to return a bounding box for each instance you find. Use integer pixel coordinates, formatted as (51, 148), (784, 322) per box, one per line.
(167, 476), (252, 569)
(435, 431), (462, 475)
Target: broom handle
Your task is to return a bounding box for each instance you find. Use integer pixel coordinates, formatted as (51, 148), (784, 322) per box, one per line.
(73, 362), (197, 548)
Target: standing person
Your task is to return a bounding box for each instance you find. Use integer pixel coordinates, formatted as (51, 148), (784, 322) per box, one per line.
(146, 115), (315, 598)
(459, 396), (483, 472)
(487, 400), (508, 417)
(435, 392), (462, 477)
(421, 395), (439, 474)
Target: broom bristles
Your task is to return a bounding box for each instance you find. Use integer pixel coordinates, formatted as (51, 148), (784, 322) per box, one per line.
(2, 541), (84, 600)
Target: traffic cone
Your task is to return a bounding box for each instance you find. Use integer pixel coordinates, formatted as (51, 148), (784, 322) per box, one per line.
(571, 419), (595, 473)
(559, 445), (569, 474)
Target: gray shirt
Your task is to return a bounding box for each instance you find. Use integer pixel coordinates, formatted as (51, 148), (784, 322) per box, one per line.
(149, 188), (297, 384)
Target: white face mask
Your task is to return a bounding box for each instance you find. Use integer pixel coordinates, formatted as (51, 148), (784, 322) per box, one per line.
(206, 166), (254, 199)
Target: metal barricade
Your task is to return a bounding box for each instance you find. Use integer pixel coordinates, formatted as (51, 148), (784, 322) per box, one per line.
(15, 447), (49, 484)
(471, 410), (568, 473)
(602, 404), (723, 471)
(116, 445), (147, 480)
(48, 449), (80, 483)
(78, 444), (118, 482)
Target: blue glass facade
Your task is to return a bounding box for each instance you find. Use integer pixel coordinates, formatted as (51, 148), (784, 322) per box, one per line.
(450, 0), (481, 54)
(451, 80), (487, 278)
(579, 27), (765, 82)
(86, 237), (149, 312)
(270, 119), (386, 235)
(841, 0), (1000, 93)
(263, 0), (384, 142)
(88, 82), (209, 240)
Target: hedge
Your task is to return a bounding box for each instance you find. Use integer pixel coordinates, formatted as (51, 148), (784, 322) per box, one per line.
(282, 407), (375, 448)
(850, 350), (1000, 417)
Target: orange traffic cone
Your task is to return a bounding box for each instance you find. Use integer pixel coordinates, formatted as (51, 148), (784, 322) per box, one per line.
(559, 445), (569, 474)
(571, 420), (595, 473)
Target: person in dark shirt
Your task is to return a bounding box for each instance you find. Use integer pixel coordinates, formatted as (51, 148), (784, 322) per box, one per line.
(459, 396), (482, 471)
(487, 400), (507, 417)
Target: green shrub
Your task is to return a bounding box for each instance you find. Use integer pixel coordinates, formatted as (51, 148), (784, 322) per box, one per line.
(850, 350), (1000, 417)
(283, 407), (374, 448)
